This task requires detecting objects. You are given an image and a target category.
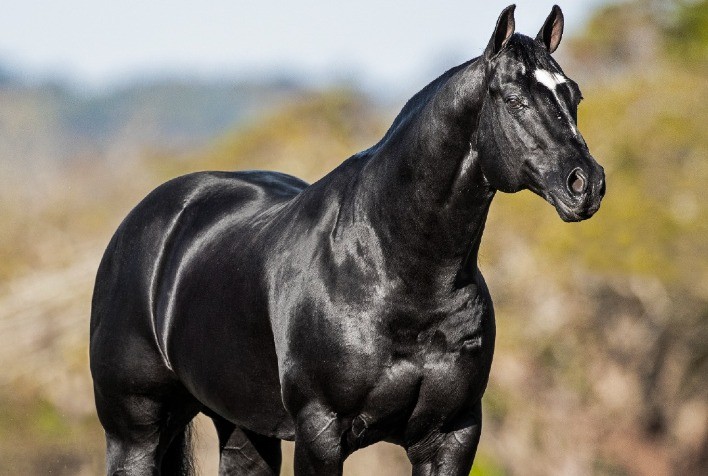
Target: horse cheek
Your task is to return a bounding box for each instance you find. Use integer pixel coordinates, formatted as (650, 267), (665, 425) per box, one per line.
(478, 111), (521, 193)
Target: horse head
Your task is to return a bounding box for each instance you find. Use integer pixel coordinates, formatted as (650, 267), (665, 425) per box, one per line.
(477, 5), (605, 222)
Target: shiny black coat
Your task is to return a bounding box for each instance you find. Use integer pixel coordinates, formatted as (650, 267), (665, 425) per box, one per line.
(90, 6), (605, 475)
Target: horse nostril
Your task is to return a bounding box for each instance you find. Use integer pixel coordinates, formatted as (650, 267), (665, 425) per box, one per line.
(567, 168), (586, 195)
(599, 177), (606, 197)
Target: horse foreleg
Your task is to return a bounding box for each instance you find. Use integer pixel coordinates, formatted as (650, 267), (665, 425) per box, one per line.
(410, 402), (482, 476)
(293, 402), (344, 476)
(212, 416), (282, 476)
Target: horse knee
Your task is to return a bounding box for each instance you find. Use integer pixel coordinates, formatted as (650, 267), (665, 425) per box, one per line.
(294, 405), (344, 475)
(410, 407), (483, 476)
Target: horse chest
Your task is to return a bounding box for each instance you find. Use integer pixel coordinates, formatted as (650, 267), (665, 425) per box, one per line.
(283, 291), (496, 446)
(368, 307), (495, 426)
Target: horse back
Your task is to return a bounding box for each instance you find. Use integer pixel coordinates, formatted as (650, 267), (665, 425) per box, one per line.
(91, 169), (306, 334)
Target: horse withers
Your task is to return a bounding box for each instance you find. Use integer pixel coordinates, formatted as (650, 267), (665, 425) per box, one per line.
(90, 5), (605, 475)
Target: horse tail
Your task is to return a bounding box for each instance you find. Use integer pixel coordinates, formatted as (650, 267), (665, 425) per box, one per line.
(161, 420), (196, 476)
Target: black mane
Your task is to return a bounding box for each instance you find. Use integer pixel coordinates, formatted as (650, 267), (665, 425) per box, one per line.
(505, 33), (562, 71)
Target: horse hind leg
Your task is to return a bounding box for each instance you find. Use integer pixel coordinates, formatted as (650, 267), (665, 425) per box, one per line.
(160, 419), (197, 476)
(95, 386), (201, 475)
(211, 416), (282, 476)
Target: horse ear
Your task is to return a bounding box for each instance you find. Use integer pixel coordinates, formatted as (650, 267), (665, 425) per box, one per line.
(536, 5), (564, 53)
(485, 5), (516, 59)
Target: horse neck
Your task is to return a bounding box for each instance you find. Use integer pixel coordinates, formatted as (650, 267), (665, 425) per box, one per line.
(358, 58), (495, 284)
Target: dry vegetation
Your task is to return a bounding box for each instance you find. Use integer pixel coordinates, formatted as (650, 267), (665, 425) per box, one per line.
(0, 0), (705, 474)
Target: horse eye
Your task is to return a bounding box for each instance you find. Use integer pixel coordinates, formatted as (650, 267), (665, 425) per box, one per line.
(505, 95), (524, 110)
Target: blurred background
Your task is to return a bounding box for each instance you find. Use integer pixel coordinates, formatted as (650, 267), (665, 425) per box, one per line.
(0, 0), (705, 474)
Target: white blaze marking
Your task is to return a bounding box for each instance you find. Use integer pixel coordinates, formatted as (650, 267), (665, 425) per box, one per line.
(533, 68), (578, 137)
(534, 69), (566, 89)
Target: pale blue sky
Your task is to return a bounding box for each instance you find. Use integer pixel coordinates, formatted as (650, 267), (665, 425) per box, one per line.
(0, 1), (609, 92)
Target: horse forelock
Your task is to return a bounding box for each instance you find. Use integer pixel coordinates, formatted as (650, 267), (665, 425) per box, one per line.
(491, 34), (565, 84)
(507, 34), (559, 70)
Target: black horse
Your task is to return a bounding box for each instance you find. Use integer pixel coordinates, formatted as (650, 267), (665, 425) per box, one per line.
(90, 5), (605, 475)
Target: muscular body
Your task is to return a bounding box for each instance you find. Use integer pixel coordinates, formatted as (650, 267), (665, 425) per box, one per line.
(90, 6), (605, 475)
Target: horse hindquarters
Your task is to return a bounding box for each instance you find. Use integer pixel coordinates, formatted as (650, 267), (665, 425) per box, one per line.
(90, 201), (202, 474)
(90, 171), (304, 474)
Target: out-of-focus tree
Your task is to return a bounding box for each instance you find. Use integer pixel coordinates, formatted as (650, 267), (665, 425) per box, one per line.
(664, 0), (708, 66)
